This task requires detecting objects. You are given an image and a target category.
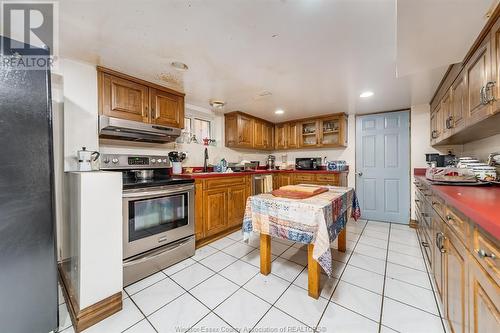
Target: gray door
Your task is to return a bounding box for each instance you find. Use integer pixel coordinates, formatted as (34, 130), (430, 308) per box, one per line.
(355, 111), (410, 224)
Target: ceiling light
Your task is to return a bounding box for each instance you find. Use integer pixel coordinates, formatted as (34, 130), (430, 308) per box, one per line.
(171, 61), (189, 71)
(209, 100), (226, 109)
(360, 91), (374, 98)
(275, 109), (285, 115)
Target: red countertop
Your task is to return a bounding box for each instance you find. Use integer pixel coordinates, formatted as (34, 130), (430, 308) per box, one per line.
(415, 175), (500, 240)
(178, 169), (348, 179)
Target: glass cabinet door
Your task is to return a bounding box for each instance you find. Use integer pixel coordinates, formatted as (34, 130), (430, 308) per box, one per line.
(319, 117), (340, 146)
(300, 121), (318, 146)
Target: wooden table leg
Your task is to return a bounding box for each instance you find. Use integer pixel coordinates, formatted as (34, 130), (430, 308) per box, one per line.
(338, 228), (346, 253)
(260, 233), (271, 275)
(307, 244), (320, 299)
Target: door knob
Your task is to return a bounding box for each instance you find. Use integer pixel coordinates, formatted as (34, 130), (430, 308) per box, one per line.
(356, 172), (363, 176)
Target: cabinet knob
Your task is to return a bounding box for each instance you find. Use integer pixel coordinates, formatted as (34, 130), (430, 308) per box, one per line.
(445, 215), (454, 224)
(476, 249), (497, 259)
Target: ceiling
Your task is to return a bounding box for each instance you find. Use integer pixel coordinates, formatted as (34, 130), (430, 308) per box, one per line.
(58, 0), (494, 122)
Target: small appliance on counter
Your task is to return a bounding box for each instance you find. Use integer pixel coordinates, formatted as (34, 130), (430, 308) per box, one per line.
(266, 155), (276, 170)
(425, 152), (456, 167)
(168, 151), (187, 174)
(100, 154), (195, 286)
(77, 146), (100, 171)
(296, 157), (322, 170)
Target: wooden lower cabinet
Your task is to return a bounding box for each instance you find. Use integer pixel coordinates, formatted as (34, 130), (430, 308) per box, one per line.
(468, 257), (500, 333)
(415, 178), (499, 333)
(195, 176), (251, 245)
(444, 224), (468, 333)
(228, 185), (248, 227)
(203, 188), (227, 237)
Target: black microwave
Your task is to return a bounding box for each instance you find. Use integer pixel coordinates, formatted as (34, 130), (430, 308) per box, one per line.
(295, 158), (322, 170)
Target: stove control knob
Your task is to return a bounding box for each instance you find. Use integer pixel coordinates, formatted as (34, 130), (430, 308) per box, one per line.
(151, 158), (156, 163)
(112, 158), (119, 164)
(162, 158), (168, 163)
(103, 157), (110, 164)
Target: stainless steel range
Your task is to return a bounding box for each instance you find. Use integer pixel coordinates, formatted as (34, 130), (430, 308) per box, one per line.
(101, 154), (195, 286)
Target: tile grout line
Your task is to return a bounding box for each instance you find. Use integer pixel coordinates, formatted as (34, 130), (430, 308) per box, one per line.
(314, 219), (370, 332)
(123, 288), (159, 333)
(376, 222), (392, 333)
(184, 238), (298, 332)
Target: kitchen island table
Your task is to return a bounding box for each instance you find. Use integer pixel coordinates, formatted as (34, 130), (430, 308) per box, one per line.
(243, 185), (361, 298)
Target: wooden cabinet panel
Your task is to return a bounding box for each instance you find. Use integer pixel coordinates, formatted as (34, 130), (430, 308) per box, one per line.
(433, 214), (446, 301)
(293, 173), (315, 184)
(472, 227), (500, 286)
(316, 174), (339, 185)
(277, 173), (293, 188)
(264, 122), (274, 149)
(149, 88), (184, 128)
(227, 185), (248, 227)
(444, 224), (468, 333)
(253, 120), (265, 149)
(275, 124), (288, 149)
(238, 115), (254, 148)
(205, 176), (247, 189)
(445, 207), (470, 246)
(203, 188), (227, 237)
(467, 40), (492, 125)
(319, 116), (344, 147)
(194, 182), (204, 240)
(451, 73), (467, 132)
(468, 258), (500, 333)
(100, 73), (149, 122)
(299, 121), (318, 147)
(288, 122), (299, 149)
(225, 114), (238, 147)
(442, 90), (453, 139)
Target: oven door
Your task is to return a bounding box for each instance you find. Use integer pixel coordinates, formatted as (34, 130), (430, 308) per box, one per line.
(122, 184), (194, 259)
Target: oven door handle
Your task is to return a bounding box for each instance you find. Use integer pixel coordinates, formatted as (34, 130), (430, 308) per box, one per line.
(123, 238), (192, 267)
(123, 185), (194, 198)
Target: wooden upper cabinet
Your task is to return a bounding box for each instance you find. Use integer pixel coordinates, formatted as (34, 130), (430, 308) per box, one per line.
(319, 116), (346, 147)
(441, 90), (453, 139)
(490, 16), (500, 114)
(238, 114), (254, 148)
(466, 38), (493, 125)
(275, 124), (288, 149)
(253, 120), (265, 149)
(299, 120), (318, 147)
(97, 67), (185, 128)
(264, 122), (274, 149)
(99, 73), (149, 122)
(225, 112), (347, 150)
(149, 88), (184, 128)
(287, 122), (299, 148)
(451, 73), (467, 132)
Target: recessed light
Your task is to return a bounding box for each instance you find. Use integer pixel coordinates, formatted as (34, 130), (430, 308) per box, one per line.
(275, 109), (285, 115)
(171, 61), (189, 71)
(360, 91), (374, 98)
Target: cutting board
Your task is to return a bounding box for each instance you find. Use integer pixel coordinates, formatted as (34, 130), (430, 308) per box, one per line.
(271, 187), (328, 199)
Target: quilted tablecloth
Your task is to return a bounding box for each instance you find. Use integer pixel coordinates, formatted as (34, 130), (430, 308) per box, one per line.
(242, 185), (361, 276)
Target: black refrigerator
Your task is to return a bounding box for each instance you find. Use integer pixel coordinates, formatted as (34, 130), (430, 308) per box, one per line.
(0, 36), (58, 332)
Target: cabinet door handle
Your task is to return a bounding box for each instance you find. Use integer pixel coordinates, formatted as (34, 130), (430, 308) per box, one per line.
(431, 130), (439, 139)
(476, 249), (497, 259)
(446, 215), (454, 224)
(480, 86), (487, 105)
(485, 81), (496, 103)
(421, 241), (429, 248)
(445, 116), (454, 129)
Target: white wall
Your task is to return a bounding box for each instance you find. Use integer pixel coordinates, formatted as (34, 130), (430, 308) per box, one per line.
(410, 104), (439, 219)
(54, 59), (99, 171)
(462, 134), (500, 160)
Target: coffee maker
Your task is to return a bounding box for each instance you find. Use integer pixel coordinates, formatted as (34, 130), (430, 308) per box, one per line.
(266, 155), (276, 170)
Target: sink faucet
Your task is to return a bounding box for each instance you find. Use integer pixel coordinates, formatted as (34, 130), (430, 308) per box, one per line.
(203, 147), (209, 172)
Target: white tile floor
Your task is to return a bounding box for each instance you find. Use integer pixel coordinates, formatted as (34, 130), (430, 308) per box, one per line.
(58, 219), (449, 333)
